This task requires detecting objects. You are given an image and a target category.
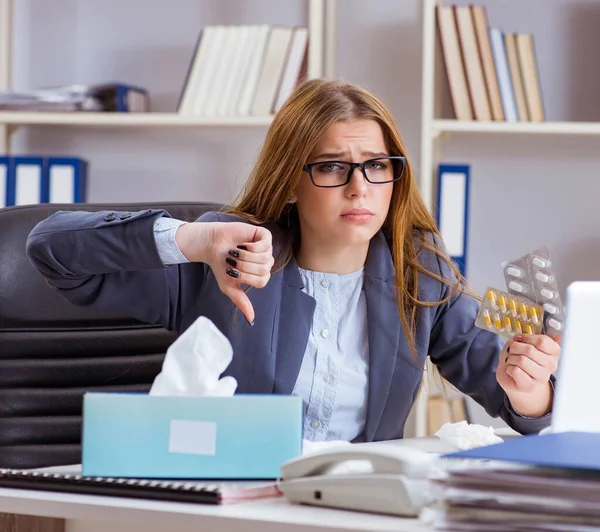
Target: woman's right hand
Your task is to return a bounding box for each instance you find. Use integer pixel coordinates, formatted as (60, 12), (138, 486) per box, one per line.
(175, 221), (274, 325)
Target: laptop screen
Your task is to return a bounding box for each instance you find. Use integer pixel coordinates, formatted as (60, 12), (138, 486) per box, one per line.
(551, 281), (600, 433)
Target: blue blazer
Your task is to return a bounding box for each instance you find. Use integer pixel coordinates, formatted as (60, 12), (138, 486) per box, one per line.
(26, 208), (552, 441)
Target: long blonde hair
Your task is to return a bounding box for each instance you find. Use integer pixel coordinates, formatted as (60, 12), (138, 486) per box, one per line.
(226, 79), (464, 361)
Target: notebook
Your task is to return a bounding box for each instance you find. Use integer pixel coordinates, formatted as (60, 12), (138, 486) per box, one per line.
(0, 465), (281, 504)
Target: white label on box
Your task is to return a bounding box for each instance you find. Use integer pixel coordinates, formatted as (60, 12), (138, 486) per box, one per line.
(168, 420), (217, 456)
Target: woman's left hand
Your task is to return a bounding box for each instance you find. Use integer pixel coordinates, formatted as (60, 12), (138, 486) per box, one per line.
(496, 334), (560, 417)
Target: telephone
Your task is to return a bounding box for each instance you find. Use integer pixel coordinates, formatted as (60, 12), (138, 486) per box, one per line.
(278, 443), (438, 517)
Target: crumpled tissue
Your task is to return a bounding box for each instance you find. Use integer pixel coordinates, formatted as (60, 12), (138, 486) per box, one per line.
(149, 316), (238, 397)
(435, 420), (503, 450)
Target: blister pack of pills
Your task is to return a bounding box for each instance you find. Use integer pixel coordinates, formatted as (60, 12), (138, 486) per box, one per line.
(502, 246), (565, 339)
(475, 287), (545, 339)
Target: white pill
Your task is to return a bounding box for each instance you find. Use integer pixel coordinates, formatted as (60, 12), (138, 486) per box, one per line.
(543, 303), (558, 315)
(535, 272), (552, 283)
(505, 266), (522, 278)
(532, 256), (550, 268)
(508, 281), (526, 293)
(547, 318), (562, 330)
(540, 288), (554, 299)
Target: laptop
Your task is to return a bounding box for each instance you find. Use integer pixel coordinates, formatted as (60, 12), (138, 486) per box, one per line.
(551, 281), (600, 433)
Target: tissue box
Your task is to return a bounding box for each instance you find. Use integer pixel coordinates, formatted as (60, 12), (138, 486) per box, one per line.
(82, 393), (303, 479)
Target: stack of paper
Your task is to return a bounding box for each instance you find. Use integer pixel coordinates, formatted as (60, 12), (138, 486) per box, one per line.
(0, 86), (103, 111)
(426, 432), (600, 531)
(428, 465), (600, 530)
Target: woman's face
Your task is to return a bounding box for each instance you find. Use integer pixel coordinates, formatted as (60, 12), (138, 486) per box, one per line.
(292, 119), (395, 248)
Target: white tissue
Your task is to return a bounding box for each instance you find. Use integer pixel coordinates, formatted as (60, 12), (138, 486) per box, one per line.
(149, 316), (238, 397)
(434, 421), (503, 450)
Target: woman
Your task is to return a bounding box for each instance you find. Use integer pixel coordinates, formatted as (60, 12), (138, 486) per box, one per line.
(26, 79), (559, 443)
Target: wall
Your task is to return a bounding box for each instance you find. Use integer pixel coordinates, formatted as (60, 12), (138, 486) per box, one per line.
(12, 0), (600, 429)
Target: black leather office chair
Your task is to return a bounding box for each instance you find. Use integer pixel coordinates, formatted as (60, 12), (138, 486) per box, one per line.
(0, 202), (222, 469)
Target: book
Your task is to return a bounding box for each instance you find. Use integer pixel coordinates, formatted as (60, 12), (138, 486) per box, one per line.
(273, 27), (309, 113)
(251, 27), (294, 116)
(0, 465), (282, 505)
(516, 33), (545, 122)
(504, 33), (529, 121)
(436, 6), (473, 121)
(489, 28), (518, 122)
(454, 6), (491, 121)
(470, 5), (504, 121)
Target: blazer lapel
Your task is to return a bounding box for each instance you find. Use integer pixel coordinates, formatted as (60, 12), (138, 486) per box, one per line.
(273, 258), (316, 395)
(364, 231), (402, 441)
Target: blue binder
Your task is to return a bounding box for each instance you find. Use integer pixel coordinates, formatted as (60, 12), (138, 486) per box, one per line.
(445, 431), (600, 472)
(92, 83), (149, 112)
(435, 164), (470, 277)
(114, 83), (149, 112)
(0, 156), (10, 207)
(46, 157), (88, 203)
(8, 156), (47, 205)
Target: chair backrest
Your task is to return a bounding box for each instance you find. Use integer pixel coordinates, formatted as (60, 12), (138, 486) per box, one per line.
(0, 202), (222, 468)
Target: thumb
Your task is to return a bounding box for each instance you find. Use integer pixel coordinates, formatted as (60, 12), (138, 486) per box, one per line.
(253, 225), (273, 245)
(225, 286), (255, 326)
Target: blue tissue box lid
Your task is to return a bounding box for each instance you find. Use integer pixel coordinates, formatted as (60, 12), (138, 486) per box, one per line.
(82, 393), (303, 479)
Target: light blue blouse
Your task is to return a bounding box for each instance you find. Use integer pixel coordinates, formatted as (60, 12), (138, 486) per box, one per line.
(153, 216), (369, 441)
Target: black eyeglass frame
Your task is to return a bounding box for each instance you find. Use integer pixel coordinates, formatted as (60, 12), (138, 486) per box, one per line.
(302, 155), (407, 188)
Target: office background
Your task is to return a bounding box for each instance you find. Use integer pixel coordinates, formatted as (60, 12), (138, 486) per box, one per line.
(10, 0), (600, 428)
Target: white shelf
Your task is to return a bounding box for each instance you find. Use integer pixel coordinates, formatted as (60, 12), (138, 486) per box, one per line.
(433, 119), (600, 137)
(0, 112), (274, 127)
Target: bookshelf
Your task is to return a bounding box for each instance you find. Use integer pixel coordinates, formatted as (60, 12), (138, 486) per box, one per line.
(0, 0), (337, 153)
(419, 0), (600, 215)
(0, 112), (275, 128)
(434, 119), (600, 137)
(416, 0), (598, 438)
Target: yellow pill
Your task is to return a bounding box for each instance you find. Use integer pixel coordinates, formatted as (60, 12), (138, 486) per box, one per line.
(519, 303), (528, 321)
(514, 320), (523, 334)
(482, 309), (492, 327)
(529, 306), (539, 324)
(499, 296), (507, 313)
(494, 313), (502, 330)
(524, 324), (533, 334)
(503, 316), (512, 332)
(509, 299), (518, 317)
(487, 290), (497, 307)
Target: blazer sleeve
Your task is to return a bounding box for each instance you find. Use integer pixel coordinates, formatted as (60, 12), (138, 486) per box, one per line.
(422, 237), (552, 435)
(26, 208), (211, 332)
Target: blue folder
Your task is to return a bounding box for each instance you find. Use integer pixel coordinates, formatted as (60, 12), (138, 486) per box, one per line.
(46, 157), (88, 203)
(444, 431), (600, 472)
(435, 164), (470, 277)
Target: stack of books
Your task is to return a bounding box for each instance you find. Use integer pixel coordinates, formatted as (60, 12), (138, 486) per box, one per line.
(177, 25), (309, 117)
(437, 5), (544, 122)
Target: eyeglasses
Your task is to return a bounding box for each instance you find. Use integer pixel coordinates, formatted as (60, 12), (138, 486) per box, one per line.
(303, 156), (406, 188)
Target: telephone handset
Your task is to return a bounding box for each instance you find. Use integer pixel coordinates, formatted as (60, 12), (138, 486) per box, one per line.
(278, 443), (438, 517)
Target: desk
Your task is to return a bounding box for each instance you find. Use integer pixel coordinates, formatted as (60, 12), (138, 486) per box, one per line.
(0, 486), (431, 532)
(0, 435), (502, 532)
